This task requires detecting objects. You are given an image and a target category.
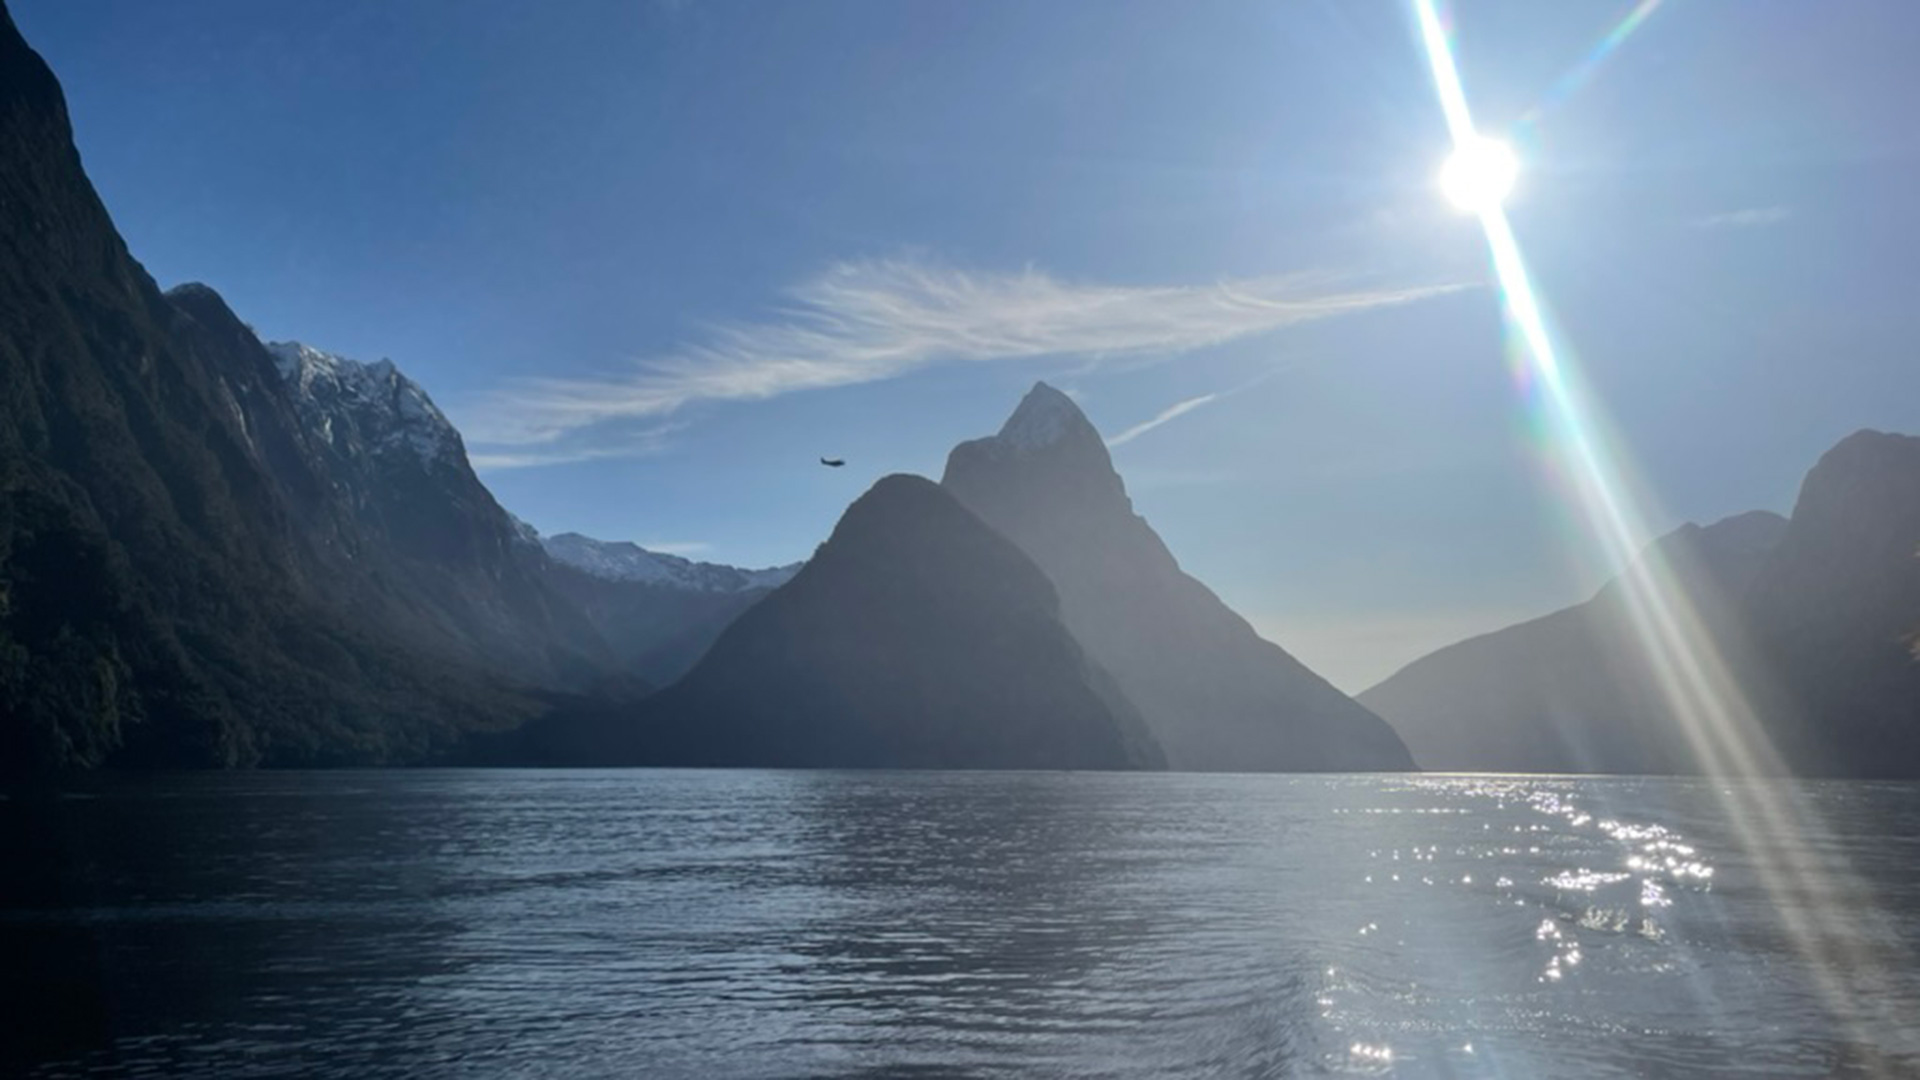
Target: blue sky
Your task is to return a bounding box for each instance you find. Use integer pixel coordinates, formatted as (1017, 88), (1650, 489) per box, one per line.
(15, 0), (1920, 690)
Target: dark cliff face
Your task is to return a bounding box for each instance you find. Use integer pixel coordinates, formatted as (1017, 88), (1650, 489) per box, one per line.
(1359, 512), (1789, 774)
(0, 6), (554, 770)
(942, 383), (1413, 772)
(621, 474), (1164, 770)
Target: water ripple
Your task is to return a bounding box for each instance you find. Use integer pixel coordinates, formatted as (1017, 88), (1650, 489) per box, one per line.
(3, 770), (1919, 1078)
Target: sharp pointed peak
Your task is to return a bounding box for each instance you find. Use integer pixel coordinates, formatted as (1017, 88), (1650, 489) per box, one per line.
(1021, 380), (1075, 404)
(998, 381), (1096, 451)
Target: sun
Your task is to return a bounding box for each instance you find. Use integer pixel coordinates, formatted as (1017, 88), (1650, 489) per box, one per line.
(1438, 135), (1519, 214)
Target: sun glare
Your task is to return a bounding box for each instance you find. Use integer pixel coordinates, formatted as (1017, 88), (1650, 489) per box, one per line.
(1414, 0), (1910, 1054)
(1438, 135), (1518, 214)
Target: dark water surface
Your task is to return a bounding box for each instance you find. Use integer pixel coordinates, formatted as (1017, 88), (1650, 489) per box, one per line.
(4, 770), (1919, 1078)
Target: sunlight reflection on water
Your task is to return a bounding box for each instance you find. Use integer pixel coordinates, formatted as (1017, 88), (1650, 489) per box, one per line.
(3, 770), (1919, 1078)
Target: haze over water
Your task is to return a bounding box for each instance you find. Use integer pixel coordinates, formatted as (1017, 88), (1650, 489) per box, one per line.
(6, 771), (1919, 1078)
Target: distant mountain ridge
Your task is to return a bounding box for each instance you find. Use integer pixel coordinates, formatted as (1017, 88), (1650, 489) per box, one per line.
(1359, 510), (1788, 774)
(1363, 430), (1920, 777)
(533, 528), (801, 686)
(943, 383), (1413, 772)
(540, 531), (800, 593)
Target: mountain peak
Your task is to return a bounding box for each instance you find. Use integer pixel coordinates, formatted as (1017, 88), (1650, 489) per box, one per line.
(944, 382), (1128, 524)
(998, 382), (1097, 451)
(265, 341), (464, 467)
(943, 384), (1413, 772)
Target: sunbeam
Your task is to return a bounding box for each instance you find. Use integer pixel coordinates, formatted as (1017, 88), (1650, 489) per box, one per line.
(1411, 1), (1912, 1070)
(1518, 0), (1668, 131)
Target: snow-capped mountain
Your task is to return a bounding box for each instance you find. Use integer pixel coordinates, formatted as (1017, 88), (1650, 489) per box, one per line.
(254, 337), (616, 688)
(265, 341), (465, 468)
(261, 339), (790, 689)
(540, 531), (801, 593)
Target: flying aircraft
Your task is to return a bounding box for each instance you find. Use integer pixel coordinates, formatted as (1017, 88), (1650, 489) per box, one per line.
(820, 457), (845, 467)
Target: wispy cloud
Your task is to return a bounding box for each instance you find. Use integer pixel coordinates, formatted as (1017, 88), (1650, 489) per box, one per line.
(1106, 392), (1220, 448)
(1105, 365), (1292, 449)
(459, 258), (1467, 459)
(466, 423), (682, 471)
(1692, 206), (1791, 230)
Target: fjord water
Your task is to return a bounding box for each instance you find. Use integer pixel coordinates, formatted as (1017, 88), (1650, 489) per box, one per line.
(5, 772), (1918, 1079)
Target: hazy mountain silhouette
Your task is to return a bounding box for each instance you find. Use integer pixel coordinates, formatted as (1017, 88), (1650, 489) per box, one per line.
(1365, 430), (1920, 777)
(1360, 511), (1787, 773)
(558, 474), (1165, 770)
(943, 383), (1413, 772)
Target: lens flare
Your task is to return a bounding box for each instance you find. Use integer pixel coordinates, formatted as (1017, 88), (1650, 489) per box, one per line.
(1519, 0), (1668, 131)
(1439, 135), (1518, 214)
(1411, 1), (1909, 1067)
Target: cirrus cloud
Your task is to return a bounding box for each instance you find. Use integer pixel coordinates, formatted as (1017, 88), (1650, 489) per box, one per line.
(459, 257), (1468, 467)
(1691, 206), (1791, 230)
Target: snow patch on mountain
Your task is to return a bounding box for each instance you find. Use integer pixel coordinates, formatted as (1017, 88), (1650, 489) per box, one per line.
(539, 530), (801, 593)
(266, 341), (464, 467)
